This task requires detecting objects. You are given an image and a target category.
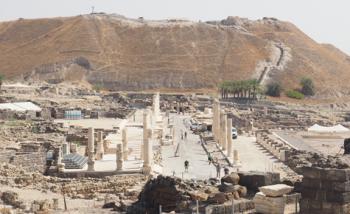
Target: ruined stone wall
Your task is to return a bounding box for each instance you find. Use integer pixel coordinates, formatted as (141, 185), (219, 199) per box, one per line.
(299, 166), (350, 214)
(10, 152), (46, 173)
(0, 151), (15, 163)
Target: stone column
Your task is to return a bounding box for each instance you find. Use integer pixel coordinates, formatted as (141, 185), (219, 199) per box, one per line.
(141, 110), (149, 160)
(234, 150), (241, 165)
(87, 127), (95, 171)
(57, 146), (65, 172)
(152, 92), (160, 120)
(212, 99), (217, 141)
(214, 99), (221, 145)
(116, 144), (123, 171)
(227, 118), (233, 158)
(220, 110), (227, 150)
(122, 128), (128, 161)
(96, 131), (104, 160)
(143, 138), (153, 168)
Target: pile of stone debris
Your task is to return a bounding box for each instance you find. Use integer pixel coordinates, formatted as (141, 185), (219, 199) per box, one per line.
(286, 150), (350, 171)
(0, 163), (148, 213)
(128, 173), (253, 213)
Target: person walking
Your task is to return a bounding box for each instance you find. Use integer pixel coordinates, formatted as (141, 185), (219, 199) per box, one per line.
(184, 131), (187, 139)
(208, 153), (213, 165)
(216, 163), (221, 178)
(184, 160), (189, 172)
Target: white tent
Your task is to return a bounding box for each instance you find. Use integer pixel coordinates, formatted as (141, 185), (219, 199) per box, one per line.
(0, 102), (41, 112)
(307, 124), (349, 133)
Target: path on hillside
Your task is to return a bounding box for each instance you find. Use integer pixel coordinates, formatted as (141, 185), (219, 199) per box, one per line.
(257, 42), (290, 85)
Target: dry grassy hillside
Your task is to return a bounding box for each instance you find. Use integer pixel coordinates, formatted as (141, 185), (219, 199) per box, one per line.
(0, 14), (349, 96)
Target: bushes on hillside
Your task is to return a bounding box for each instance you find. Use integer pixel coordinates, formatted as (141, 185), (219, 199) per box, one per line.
(286, 90), (304, 99)
(266, 82), (282, 97)
(300, 77), (315, 96)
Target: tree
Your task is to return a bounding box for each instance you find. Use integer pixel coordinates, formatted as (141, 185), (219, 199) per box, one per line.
(300, 77), (315, 96)
(266, 82), (282, 97)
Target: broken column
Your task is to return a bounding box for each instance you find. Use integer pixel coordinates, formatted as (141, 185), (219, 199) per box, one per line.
(220, 110), (227, 150)
(116, 144), (123, 171)
(57, 146), (65, 172)
(122, 128), (128, 161)
(233, 149), (241, 165)
(227, 118), (233, 158)
(96, 131), (104, 160)
(87, 127), (95, 171)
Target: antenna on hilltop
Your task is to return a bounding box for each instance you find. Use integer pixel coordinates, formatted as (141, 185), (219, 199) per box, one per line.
(91, 6), (95, 14)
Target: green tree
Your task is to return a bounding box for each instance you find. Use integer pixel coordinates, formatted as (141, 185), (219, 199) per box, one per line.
(266, 82), (282, 97)
(300, 77), (315, 96)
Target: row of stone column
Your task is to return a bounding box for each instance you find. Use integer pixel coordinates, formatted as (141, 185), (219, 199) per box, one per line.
(87, 127), (129, 172)
(212, 99), (234, 159)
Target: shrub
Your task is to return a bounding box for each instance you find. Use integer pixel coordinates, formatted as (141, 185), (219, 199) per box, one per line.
(300, 77), (315, 96)
(286, 90), (304, 99)
(266, 82), (282, 97)
(74, 57), (91, 70)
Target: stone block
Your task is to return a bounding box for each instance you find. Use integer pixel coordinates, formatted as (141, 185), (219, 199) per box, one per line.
(300, 166), (323, 179)
(324, 169), (350, 182)
(302, 178), (350, 192)
(253, 192), (285, 214)
(259, 184), (293, 197)
(238, 171), (280, 192)
(302, 188), (350, 203)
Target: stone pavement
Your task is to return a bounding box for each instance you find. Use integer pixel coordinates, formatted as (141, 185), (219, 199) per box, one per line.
(161, 114), (217, 180)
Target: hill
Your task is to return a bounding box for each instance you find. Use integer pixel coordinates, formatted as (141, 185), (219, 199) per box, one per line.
(0, 14), (349, 97)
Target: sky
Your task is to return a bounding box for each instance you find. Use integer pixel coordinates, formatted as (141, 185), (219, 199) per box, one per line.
(1, 0), (349, 54)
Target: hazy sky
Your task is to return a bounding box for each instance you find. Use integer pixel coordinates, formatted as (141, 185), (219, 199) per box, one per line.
(1, 0), (349, 54)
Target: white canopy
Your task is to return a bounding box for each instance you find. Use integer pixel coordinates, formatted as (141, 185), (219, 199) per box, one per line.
(0, 102), (42, 112)
(308, 124), (349, 133)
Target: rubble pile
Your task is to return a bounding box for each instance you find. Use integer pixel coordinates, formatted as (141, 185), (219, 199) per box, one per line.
(0, 163), (147, 213)
(286, 150), (350, 171)
(129, 174), (253, 213)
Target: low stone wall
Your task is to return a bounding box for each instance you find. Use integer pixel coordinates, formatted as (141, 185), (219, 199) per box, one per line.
(204, 199), (255, 214)
(256, 131), (293, 162)
(10, 152), (46, 173)
(299, 166), (350, 214)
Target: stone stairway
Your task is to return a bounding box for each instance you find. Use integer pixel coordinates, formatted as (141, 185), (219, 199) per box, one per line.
(62, 153), (88, 169)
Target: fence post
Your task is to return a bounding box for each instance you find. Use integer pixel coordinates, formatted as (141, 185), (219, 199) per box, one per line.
(159, 204), (162, 214)
(231, 199), (234, 214)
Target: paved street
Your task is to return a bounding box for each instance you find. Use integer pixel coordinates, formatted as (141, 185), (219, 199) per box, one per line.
(234, 135), (279, 172)
(161, 114), (217, 180)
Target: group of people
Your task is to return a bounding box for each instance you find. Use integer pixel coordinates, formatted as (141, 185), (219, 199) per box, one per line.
(208, 153), (229, 178)
(183, 153), (229, 178)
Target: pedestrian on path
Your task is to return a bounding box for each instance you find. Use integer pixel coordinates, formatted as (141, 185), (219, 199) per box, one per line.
(184, 131), (187, 139)
(184, 160), (189, 172)
(216, 163), (221, 178)
(208, 153), (213, 165)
